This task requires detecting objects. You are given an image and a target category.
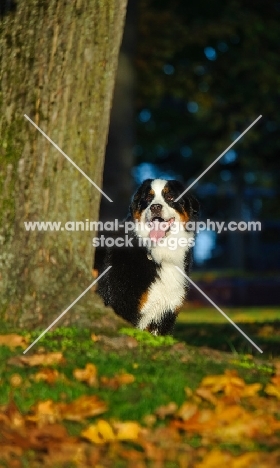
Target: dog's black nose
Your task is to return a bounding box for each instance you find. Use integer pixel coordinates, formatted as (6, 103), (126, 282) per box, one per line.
(150, 204), (162, 212)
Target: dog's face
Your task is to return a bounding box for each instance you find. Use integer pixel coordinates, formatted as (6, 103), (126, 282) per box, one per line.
(130, 179), (199, 243)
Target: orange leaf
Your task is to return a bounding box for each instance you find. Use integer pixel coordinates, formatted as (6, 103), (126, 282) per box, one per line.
(33, 368), (60, 384)
(58, 395), (107, 421)
(100, 372), (135, 389)
(27, 400), (59, 426)
(73, 363), (98, 386)
(91, 333), (101, 342)
(240, 383), (262, 398)
(16, 352), (64, 367)
(117, 373), (135, 385)
(27, 395), (107, 425)
(274, 360), (280, 376)
(195, 387), (218, 405)
(200, 370), (245, 396)
(0, 398), (25, 429)
(271, 375), (280, 387)
(199, 370), (261, 401)
(0, 334), (28, 349)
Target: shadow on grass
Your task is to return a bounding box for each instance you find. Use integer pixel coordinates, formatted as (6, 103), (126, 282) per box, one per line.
(174, 320), (280, 357)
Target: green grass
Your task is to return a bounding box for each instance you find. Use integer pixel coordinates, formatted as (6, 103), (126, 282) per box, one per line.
(0, 329), (213, 420)
(1, 305), (278, 424)
(175, 306), (280, 356)
(0, 325), (273, 424)
(120, 327), (178, 346)
(0, 322), (278, 467)
(178, 306), (280, 324)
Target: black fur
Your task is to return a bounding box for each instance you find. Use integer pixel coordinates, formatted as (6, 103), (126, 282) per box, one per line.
(98, 232), (158, 326)
(97, 179), (199, 335)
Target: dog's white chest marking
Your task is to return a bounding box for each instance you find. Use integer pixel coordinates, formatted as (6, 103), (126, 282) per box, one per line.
(138, 261), (186, 330)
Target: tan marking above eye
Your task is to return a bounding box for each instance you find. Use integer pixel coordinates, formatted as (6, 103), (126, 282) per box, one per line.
(162, 186), (175, 200)
(146, 190), (155, 201)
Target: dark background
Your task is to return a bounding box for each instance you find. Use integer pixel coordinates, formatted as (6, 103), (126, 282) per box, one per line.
(99, 0), (280, 306)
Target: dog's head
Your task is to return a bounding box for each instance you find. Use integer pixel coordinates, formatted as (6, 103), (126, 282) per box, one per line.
(130, 179), (199, 243)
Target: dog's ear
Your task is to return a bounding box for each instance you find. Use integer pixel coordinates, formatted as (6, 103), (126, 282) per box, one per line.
(188, 194), (200, 220)
(180, 193), (200, 221)
(129, 179), (153, 217)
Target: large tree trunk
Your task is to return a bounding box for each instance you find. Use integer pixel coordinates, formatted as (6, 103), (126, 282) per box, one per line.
(0, 0), (127, 328)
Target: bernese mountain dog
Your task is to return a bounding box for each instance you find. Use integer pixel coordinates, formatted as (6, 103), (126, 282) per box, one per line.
(97, 179), (199, 335)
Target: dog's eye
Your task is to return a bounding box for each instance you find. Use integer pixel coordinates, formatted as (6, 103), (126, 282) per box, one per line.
(165, 193), (174, 202)
(146, 193), (154, 202)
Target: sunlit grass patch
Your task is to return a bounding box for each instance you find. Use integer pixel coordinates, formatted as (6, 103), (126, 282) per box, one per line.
(119, 327), (177, 346)
(178, 306), (280, 324)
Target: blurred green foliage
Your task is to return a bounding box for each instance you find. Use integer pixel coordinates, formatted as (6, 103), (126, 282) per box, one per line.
(136, 0), (280, 212)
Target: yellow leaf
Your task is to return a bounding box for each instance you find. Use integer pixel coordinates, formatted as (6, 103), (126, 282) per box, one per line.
(177, 402), (198, 421)
(200, 375), (229, 392)
(195, 449), (232, 468)
(231, 452), (264, 468)
(97, 419), (115, 441)
(114, 421), (141, 440)
(265, 383), (280, 399)
(91, 333), (101, 342)
(241, 383), (262, 398)
(9, 373), (23, 388)
(81, 425), (104, 444)
(82, 420), (115, 444)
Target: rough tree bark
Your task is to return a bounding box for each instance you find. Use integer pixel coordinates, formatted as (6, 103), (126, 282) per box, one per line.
(0, 0), (128, 329)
